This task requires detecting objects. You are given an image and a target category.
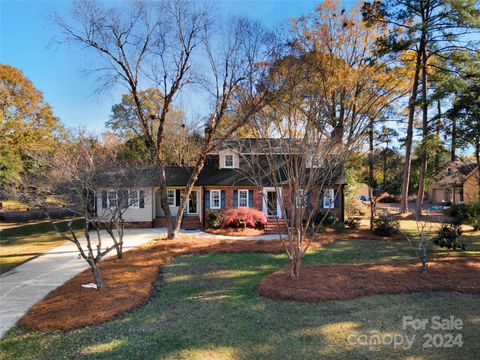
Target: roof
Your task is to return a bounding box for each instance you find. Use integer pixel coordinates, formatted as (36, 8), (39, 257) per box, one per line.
(214, 138), (298, 154)
(97, 153), (345, 188)
(432, 160), (478, 186)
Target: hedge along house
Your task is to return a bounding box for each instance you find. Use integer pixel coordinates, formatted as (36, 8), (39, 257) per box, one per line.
(96, 139), (346, 231)
(429, 160), (479, 205)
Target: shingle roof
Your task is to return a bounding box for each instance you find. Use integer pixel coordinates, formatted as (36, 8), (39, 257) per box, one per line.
(432, 160), (478, 186)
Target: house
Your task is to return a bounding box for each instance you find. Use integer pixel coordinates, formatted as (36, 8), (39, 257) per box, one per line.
(429, 160), (479, 205)
(96, 139), (346, 230)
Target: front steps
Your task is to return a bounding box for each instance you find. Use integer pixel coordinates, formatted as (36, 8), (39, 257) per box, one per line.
(265, 219), (288, 234)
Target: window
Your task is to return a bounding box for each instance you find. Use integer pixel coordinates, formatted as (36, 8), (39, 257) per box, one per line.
(130, 190), (139, 208)
(323, 189), (335, 209)
(108, 191), (117, 208)
(188, 191), (198, 214)
(167, 189), (176, 207)
(224, 154), (234, 168)
(238, 189), (249, 207)
(296, 189), (306, 208)
(210, 190), (221, 209)
(447, 168), (452, 176)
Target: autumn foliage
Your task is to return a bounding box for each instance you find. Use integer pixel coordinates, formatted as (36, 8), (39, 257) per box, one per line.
(221, 208), (268, 229)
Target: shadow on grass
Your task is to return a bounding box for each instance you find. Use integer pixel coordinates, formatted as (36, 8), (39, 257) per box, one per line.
(2, 244), (479, 360)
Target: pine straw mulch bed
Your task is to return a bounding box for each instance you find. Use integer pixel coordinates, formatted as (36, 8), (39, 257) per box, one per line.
(203, 228), (265, 237)
(19, 234), (340, 332)
(257, 256), (480, 303)
(16, 229), (418, 332)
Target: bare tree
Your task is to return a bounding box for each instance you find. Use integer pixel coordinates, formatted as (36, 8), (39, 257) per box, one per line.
(172, 18), (279, 236)
(21, 132), (152, 288)
(53, 0), (209, 238)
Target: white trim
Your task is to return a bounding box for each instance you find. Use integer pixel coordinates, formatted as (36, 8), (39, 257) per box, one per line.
(210, 189), (221, 209)
(167, 189), (176, 207)
(238, 189), (249, 207)
(262, 187), (282, 218)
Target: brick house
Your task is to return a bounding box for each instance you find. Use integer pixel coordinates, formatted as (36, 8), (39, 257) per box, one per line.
(429, 160), (479, 205)
(96, 139), (345, 230)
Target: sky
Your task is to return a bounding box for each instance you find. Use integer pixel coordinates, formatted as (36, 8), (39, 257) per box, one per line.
(0, 0), (359, 133)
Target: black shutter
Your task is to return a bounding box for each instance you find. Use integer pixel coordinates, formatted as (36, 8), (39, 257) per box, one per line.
(139, 190), (145, 208)
(101, 191), (107, 209)
(176, 189), (181, 206)
(233, 190), (238, 207)
(221, 190), (226, 209)
(334, 189), (340, 208)
(205, 190), (210, 209)
(248, 190), (254, 207)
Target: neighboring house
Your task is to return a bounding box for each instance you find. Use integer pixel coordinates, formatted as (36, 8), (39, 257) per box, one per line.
(96, 139), (346, 229)
(429, 160), (480, 205)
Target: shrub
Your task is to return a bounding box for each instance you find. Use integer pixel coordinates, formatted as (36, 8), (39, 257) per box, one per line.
(373, 214), (399, 236)
(446, 204), (471, 225)
(344, 217), (360, 230)
(311, 210), (338, 228)
(334, 221), (346, 233)
(432, 224), (466, 250)
(206, 211), (222, 229)
(221, 208), (267, 229)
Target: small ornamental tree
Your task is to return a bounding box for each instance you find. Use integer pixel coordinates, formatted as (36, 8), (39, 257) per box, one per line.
(22, 132), (151, 288)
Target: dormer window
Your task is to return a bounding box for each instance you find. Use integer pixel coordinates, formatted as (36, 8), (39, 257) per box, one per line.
(224, 154), (234, 168)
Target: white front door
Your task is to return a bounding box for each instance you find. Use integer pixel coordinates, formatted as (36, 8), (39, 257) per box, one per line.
(263, 187), (282, 218)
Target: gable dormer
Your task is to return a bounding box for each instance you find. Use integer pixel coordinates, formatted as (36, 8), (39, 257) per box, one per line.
(219, 150), (239, 169)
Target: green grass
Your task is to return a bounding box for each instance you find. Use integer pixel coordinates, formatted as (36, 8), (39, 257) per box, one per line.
(1, 238), (478, 359)
(399, 219), (480, 256)
(0, 219), (83, 274)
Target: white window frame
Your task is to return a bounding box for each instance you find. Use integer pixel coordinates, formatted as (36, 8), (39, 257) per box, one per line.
(129, 190), (140, 209)
(323, 189), (335, 209)
(167, 189), (176, 207)
(210, 190), (221, 209)
(296, 189), (306, 208)
(238, 189), (249, 207)
(224, 154), (234, 168)
(108, 190), (118, 208)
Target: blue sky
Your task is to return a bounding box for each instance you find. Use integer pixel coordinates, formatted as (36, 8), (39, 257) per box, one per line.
(1, 0), (354, 132)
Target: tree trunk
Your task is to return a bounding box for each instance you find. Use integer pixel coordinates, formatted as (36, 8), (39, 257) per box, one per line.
(451, 116), (457, 162)
(415, 45), (429, 216)
(400, 38), (424, 214)
(91, 263), (105, 289)
(289, 255), (301, 281)
(173, 134), (215, 237)
(157, 162), (175, 239)
(368, 118), (375, 231)
(434, 100), (441, 173)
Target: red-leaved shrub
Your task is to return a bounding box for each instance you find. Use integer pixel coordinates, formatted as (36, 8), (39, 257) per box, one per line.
(221, 208), (267, 229)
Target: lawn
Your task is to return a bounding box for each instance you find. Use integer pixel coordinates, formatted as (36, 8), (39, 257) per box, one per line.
(0, 219), (83, 274)
(1, 235), (478, 359)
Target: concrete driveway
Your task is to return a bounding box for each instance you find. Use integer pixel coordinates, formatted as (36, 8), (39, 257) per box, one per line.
(0, 228), (281, 338)
(0, 228), (166, 338)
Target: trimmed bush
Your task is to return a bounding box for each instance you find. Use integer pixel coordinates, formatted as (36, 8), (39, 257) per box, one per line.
(206, 211), (222, 229)
(373, 214), (399, 236)
(344, 217), (360, 230)
(221, 208), (267, 229)
(312, 210), (338, 228)
(446, 202), (480, 230)
(432, 224), (466, 251)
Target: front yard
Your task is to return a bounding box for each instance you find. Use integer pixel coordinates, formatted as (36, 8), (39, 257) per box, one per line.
(0, 219), (83, 274)
(1, 229), (479, 359)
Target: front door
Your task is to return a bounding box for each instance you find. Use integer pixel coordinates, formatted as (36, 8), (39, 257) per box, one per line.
(187, 190), (198, 214)
(267, 191), (277, 216)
